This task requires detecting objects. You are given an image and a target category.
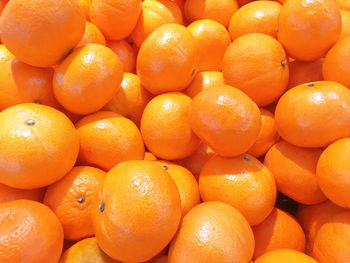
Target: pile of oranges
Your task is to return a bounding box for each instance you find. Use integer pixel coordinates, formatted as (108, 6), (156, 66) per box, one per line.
(0, 0), (350, 262)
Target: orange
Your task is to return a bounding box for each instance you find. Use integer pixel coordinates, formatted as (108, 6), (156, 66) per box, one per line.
(76, 111), (145, 171)
(53, 44), (123, 115)
(154, 161), (200, 217)
(341, 9), (350, 39)
(275, 81), (350, 148)
(184, 0), (239, 28)
(76, 21), (106, 49)
(264, 141), (327, 205)
(337, 0), (350, 11)
(0, 44), (14, 63)
(189, 85), (261, 157)
(0, 0), (85, 67)
(92, 160), (181, 262)
(188, 19), (231, 71)
(78, 0), (91, 21)
(254, 249), (318, 263)
(228, 1), (281, 41)
(60, 237), (120, 263)
(248, 108), (279, 157)
(222, 33), (289, 106)
(0, 0), (6, 15)
(107, 40), (137, 73)
(137, 24), (198, 94)
(199, 154), (277, 225)
(141, 92), (200, 160)
(0, 200), (64, 263)
(168, 201), (254, 263)
(153, 256), (168, 263)
(89, 0), (141, 40)
(144, 152), (157, 161)
(316, 138), (350, 208)
(288, 59), (324, 90)
(131, 0), (183, 48)
(44, 166), (105, 241)
(184, 71), (224, 98)
(0, 183), (46, 204)
(252, 208), (306, 259)
(0, 103), (79, 189)
(312, 211), (350, 263)
(278, 0), (341, 61)
(170, 0), (185, 13)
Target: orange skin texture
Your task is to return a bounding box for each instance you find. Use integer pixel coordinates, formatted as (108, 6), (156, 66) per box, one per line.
(44, 166), (105, 241)
(248, 108), (279, 158)
(199, 154), (277, 226)
(53, 44), (123, 115)
(264, 141), (327, 205)
(188, 19), (231, 72)
(141, 92), (200, 160)
(323, 36), (350, 88)
(189, 85), (261, 157)
(154, 161), (201, 217)
(0, 184), (46, 204)
(131, 0), (183, 48)
(137, 24), (198, 94)
(89, 0), (141, 40)
(222, 33), (289, 106)
(169, 201), (255, 263)
(184, 71), (224, 98)
(312, 211), (350, 263)
(76, 22), (106, 49)
(252, 208), (306, 259)
(340, 10), (350, 39)
(288, 59), (324, 90)
(0, 58), (61, 111)
(76, 111), (145, 171)
(254, 249), (318, 263)
(78, 0), (91, 21)
(0, 103), (79, 189)
(144, 152), (157, 161)
(153, 256), (168, 263)
(228, 1), (282, 41)
(278, 0), (341, 61)
(0, 0), (85, 67)
(0, 200), (64, 263)
(316, 138), (350, 208)
(107, 40), (137, 73)
(337, 0), (350, 11)
(92, 160), (181, 262)
(275, 81), (350, 148)
(296, 201), (347, 254)
(0, 44), (14, 63)
(184, 0), (239, 27)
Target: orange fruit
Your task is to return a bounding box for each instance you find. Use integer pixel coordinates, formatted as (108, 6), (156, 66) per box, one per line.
(199, 154), (277, 225)
(0, 44), (14, 63)
(0, 0), (85, 67)
(141, 92), (200, 160)
(228, 1), (281, 41)
(252, 208), (306, 259)
(75, 21), (106, 49)
(189, 85), (261, 157)
(170, 0), (185, 12)
(78, 0), (91, 21)
(144, 151), (157, 161)
(0, 183), (46, 204)
(184, 71), (224, 98)
(337, 0), (350, 11)
(184, 0), (239, 28)
(275, 81), (350, 148)
(341, 9), (350, 39)
(254, 249), (317, 263)
(187, 19), (231, 71)
(312, 211), (350, 263)
(278, 0), (341, 61)
(248, 108), (278, 157)
(131, 0), (183, 48)
(154, 161), (200, 217)
(107, 40), (137, 73)
(222, 33), (289, 106)
(0, 200), (64, 263)
(0, 103), (79, 189)
(76, 111), (145, 171)
(60, 237), (120, 263)
(53, 44), (123, 115)
(264, 141), (327, 205)
(44, 166), (105, 241)
(89, 0), (141, 40)
(0, 0), (6, 15)
(137, 24), (198, 94)
(168, 201), (255, 263)
(92, 160), (181, 262)
(153, 256), (168, 263)
(316, 138), (350, 208)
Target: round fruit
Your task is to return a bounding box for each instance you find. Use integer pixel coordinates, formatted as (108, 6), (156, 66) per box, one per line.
(288, 59), (324, 89)
(76, 21), (106, 49)
(254, 249), (318, 263)
(184, 71), (224, 98)
(107, 40), (137, 73)
(78, 0), (91, 21)
(340, 10), (350, 39)
(144, 152), (157, 161)
(0, 183), (45, 204)
(0, 44), (14, 63)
